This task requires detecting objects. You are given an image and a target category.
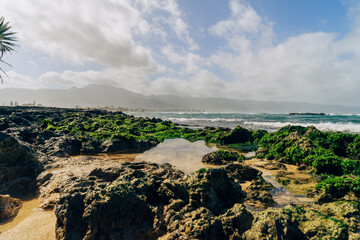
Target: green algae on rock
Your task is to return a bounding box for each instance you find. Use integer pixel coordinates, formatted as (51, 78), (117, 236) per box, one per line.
(201, 150), (245, 165)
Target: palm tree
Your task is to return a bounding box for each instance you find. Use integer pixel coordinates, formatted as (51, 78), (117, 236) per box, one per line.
(0, 17), (17, 83)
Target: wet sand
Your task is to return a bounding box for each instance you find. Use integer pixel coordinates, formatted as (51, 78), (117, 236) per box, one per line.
(0, 197), (56, 240)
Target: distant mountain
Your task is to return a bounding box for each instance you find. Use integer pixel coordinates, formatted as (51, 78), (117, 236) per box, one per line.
(0, 84), (360, 113)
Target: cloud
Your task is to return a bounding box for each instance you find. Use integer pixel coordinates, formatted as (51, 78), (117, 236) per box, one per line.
(0, 0), (197, 72)
(2, 0), (360, 107)
(39, 68), (152, 93)
(161, 45), (204, 74)
(209, 0), (275, 52)
(208, 0), (360, 105)
(0, 71), (43, 89)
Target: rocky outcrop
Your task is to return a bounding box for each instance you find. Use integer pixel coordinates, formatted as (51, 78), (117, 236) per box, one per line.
(0, 194), (22, 221)
(54, 164), (249, 240)
(0, 132), (41, 194)
(100, 137), (156, 153)
(44, 136), (82, 157)
(224, 163), (260, 182)
(244, 207), (307, 240)
(202, 150), (244, 165)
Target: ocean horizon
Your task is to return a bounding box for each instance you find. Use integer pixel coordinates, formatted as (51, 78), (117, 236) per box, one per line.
(131, 112), (360, 133)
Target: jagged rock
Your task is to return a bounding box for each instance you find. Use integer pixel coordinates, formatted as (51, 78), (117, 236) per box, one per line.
(244, 207), (307, 240)
(101, 137), (156, 153)
(217, 126), (252, 144)
(0, 132), (41, 194)
(183, 168), (246, 215)
(54, 164), (248, 240)
(0, 194), (22, 221)
(255, 147), (267, 157)
(166, 207), (226, 240)
(201, 150), (243, 165)
(299, 208), (349, 239)
(244, 177), (276, 207)
(0, 118), (10, 131)
(45, 136), (82, 157)
(315, 202), (360, 234)
(219, 203), (253, 238)
(224, 163), (260, 182)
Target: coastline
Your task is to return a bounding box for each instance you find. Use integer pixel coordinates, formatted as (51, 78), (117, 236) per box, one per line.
(0, 106), (359, 239)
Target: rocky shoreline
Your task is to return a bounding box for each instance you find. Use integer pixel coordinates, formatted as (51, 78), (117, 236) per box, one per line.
(0, 106), (359, 239)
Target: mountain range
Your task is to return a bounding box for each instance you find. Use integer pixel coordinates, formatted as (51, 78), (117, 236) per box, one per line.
(1, 84), (359, 113)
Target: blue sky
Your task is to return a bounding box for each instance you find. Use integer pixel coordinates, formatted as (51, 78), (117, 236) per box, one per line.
(1, 0), (360, 106)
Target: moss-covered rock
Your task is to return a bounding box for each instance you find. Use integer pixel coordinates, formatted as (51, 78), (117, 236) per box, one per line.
(182, 168), (246, 215)
(202, 150), (245, 165)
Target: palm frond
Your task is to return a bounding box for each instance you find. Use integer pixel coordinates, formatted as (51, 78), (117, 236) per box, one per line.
(0, 17), (17, 57)
(0, 16), (17, 83)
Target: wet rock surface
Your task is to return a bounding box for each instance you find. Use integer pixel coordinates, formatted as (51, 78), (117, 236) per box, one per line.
(201, 150), (244, 165)
(0, 132), (42, 195)
(53, 164), (249, 240)
(0, 194), (22, 222)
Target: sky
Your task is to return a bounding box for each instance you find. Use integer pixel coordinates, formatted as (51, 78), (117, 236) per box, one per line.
(1, 0), (360, 106)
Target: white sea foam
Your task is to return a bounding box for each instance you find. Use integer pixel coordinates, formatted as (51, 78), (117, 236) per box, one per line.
(244, 121), (360, 133)
(167, 117), (243, 122)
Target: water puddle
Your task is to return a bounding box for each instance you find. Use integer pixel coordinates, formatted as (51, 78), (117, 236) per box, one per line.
(135, 138), (218, 174)
(251, 166), (314, 207)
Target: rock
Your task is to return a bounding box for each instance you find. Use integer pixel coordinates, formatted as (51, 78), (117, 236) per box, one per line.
(299, 208), (349, 239)
(54, 166), (176, 240)
(244, 177), (276, 207)
(316, 202), (360, 233)
(0, 118), (10, 131)
(184, 168), (246, 215)
(101, 137), (156, 153)
(56, 182), (159, 240)
(217, 126), (252, 145)
(0, 132), (41, 194)
(253, 160), (286, 170)
(224, 163), (260, 182)
(244, 207), (307, 240)
(54, 163), (248, 240)
(247, 177), (274, 192)
(100, 138), (132, 152)
(255, 147), (267, 157)
(202, 150), (244, 165)
(262, 161), (287, 170)
(0, 194), (22, 221)
(246, 190), (276, 207)
(79, 140), (101, 154)
(45, 136), (82, 157)
(219, 203), (253, 238)
(166, 207), (226, 240)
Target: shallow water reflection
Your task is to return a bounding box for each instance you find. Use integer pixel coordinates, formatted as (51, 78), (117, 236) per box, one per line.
(251, 166), (314, 207)
(135, 138), (217, 174)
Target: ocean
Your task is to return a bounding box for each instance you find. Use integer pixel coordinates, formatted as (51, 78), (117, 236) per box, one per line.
(131, 112), (360, 133)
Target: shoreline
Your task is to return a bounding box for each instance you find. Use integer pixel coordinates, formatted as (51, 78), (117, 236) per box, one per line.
(1, 106), (360, 239)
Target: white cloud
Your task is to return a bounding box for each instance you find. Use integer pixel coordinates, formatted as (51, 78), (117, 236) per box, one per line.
(0, 0), (197, 72)
(161, 45), (204, 74)
(209, 0), (275, 52)
(0, 71), (43, 89)
(208, 0), (360, 105)
(1, 0), (157, 70)
(39, 68), (152, 93)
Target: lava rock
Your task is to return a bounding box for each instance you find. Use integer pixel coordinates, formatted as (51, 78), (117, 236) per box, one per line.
(0, 132), (41, 194)
(0, 194), (22, 221)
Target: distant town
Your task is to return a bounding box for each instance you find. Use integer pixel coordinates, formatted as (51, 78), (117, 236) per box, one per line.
(2, 101), (205, 113)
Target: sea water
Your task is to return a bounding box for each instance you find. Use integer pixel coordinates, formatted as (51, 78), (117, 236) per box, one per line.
(131, 112), (360, 133)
